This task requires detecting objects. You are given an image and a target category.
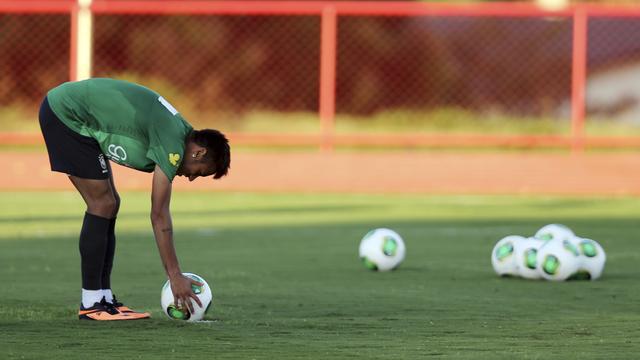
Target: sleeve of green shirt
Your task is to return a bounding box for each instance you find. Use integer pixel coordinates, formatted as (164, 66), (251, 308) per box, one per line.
(145, 97), (194, 182)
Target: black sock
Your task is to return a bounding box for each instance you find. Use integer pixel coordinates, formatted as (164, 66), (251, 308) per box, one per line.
(79, 212), (110, 290)
(101, 217), (116, 291)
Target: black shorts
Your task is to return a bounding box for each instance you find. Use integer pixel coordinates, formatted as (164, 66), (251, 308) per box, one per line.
(39, 97), (111, 180)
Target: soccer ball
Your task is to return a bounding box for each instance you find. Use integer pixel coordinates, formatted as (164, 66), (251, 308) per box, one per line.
(571, 237), (606, 280)
(514, 237), (544, 279)
(491, 235), (525, 277)
(359, 228), (406, 271)
(161, 272), (212, 321)
(534, 224), (574, 242)
(536, 238), (580, 281)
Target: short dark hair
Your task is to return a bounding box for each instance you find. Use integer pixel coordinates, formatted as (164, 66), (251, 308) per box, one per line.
(189, 129), (230, 179)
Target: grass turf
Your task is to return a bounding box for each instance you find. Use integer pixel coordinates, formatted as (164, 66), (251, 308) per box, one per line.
(1, 191), (639, 359)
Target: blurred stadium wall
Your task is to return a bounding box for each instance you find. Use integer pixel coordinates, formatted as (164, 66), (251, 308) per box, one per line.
(2, 0), (640, 193)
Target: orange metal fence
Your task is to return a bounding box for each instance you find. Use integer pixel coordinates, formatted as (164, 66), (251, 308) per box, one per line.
(2, 1), (640, 150)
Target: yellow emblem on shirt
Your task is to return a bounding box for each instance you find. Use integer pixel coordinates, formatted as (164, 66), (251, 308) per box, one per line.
(169, 153), (180, 166)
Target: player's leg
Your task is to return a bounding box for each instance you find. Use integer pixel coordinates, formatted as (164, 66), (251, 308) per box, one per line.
(68, 175), (123, 319)
(97, 173), (150, 318)
(101, 168), (119, 301)
(70, 175), (149, 319)
(39, 96), (138, 320)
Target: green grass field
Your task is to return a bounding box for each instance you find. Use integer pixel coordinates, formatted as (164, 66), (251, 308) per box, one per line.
(1, 191), (639, 359)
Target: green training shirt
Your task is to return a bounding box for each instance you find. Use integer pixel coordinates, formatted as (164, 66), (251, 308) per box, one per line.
(47, 78), (193, 181)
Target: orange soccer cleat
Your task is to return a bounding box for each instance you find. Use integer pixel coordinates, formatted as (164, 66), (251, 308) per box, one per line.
(78, 301), (140, 321)
(104, 296), (151, 319)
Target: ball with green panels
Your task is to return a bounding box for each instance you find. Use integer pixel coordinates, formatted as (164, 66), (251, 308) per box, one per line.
(536, 238), (581, 281)
(359, 228), (406, 271)
(534, 223), (575, 242)
(514, 237), (545, 279)
(161, 272), (213, 321)
(491, 235), (525, 277)
(569, 237), (606, 280)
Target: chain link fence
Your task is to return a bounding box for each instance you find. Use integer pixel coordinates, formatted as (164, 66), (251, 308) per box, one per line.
(584, 17), (640, 135)
(93, 14), (320, 132)
(336, 16), (573, 134)
(0, 13), (69, 130)
(2, 3), (640, 141)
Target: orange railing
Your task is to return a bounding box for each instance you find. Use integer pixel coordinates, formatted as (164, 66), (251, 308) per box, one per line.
(3, 1), (640, 150)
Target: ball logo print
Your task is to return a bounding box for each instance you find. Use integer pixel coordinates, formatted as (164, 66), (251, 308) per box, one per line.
(542, 255), (560, 275)
(562, 239), (580, 256)
(514, 237), (544, 279)
(579, 240), (597, 257)
(191, 282), (202, 295)
(167, 303), (190, 320)
(382, 236), (398, 256)
(524, 249), (537, 269)
(107, 144), (127, 161)
(495, 243), (514, 262)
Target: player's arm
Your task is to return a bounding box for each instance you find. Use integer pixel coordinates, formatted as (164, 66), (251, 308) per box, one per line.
(150, 165), (202, 312)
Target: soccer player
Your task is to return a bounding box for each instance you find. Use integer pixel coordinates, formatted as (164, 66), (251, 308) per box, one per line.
(38, 78), (231, 320)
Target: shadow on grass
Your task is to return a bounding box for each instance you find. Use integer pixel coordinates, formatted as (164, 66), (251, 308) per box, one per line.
(0, 204), (372, 224)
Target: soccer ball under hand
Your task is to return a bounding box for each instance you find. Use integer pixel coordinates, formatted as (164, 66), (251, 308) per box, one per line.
(161, 272), (212, 321)
(359, 228), (406, 271)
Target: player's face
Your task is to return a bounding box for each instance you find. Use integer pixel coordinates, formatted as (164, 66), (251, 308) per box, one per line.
(176, 142), (216, 181)
(177, 160), (216, 181)
(177, 142), (216, 181)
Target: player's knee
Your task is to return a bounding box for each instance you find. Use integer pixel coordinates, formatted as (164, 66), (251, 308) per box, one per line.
(113, 192), (121, 216)
(87, 194), (118, 218)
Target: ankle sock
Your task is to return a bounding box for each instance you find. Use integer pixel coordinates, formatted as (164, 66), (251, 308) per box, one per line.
(82, 289), (104, 308)
(102, 289), (114, 304)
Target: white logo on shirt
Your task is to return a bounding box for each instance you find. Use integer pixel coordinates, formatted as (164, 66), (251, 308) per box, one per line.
(158, 96), (179, 116)
(107, 144), (127, 161)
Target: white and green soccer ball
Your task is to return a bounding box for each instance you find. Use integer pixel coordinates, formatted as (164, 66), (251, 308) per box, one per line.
(161, 272), (212, 321)
(359, 228), (406, 271)
(534, 224), (575, 242)
(536, 238), (581, 281)
(514, 237), (544, 279)
(570, 237), (606, 280)
(491, 235), (525, 277)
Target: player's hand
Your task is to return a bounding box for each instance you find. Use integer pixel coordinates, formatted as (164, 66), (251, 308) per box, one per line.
(169, 274), (204, 314)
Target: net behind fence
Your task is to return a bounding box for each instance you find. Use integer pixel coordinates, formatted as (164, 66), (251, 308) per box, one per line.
(93, 14), (320, 132)
(336, 16), (573, 135)
(2, 2), (640, 145)
(585, 17), (640, 135)
(0, 13), (69, 130)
